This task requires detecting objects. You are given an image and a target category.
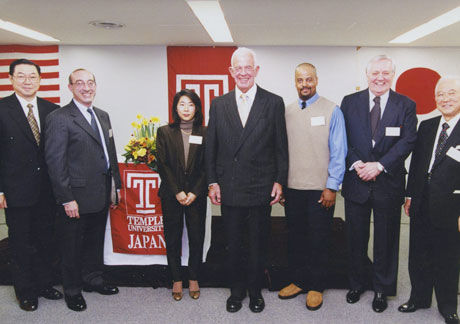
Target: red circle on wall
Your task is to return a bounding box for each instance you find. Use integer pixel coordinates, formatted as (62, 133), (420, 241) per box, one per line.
(395, 67), (440, 115)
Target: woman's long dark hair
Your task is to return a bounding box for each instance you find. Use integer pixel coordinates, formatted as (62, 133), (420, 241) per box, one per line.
(169, 89), (203, 127)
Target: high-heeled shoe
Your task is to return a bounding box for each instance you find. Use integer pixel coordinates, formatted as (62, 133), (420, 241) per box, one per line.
(172, 291), (183, 301)
(189, 290), (200, 299)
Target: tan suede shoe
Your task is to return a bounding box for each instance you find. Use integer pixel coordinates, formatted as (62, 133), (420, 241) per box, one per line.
(306, 291), (323, 311)
(278, 283), (304, 299)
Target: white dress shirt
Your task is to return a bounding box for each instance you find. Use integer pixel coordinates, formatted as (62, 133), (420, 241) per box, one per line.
(16, 93), (41, 131)
(235, 84), (257, 127)
(428, 113), (460, 172)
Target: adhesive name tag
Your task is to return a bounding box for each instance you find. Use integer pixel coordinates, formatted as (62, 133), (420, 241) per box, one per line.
(453, 190), (460, 194)
(385, 127), (400, 136)
(446, 146), (460, 162)
(189, 135), (203, 144)
(310, 116), (326, 126)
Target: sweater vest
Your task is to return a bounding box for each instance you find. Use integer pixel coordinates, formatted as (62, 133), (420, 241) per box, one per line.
(285, 96), (336, 190)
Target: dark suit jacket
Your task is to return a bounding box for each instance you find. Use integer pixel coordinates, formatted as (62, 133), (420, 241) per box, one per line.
(0, 94), (58, 207)
(205, 86), (288, 207)
(45, 100), (121, 214)
(407, 116), (460, 229)
(341, 89), (417, 204)
(156, 124), (207, 199)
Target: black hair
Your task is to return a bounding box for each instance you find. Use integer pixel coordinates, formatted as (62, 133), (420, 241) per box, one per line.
(9, 58), (41, 76)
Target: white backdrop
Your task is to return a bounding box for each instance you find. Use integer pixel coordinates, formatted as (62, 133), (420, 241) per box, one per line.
(57, 45), (460, 157)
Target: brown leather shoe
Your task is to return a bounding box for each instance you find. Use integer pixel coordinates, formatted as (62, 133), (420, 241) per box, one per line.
(189, 290), (200, 299)
(172, 292), (182, 301)
(278, 283), (304, 299)
(306, 291), (323, 311)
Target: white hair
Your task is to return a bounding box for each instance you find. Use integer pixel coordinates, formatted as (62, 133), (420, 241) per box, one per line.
(366, 55), (395, 74)
(435, 75), (460, 93)
(231, 47), (258, 67)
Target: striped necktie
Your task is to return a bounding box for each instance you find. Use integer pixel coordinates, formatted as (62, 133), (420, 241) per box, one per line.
(26, 103), (40, 145)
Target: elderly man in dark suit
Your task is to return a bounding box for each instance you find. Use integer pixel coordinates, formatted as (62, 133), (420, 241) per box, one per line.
(341, 55), (417, 313)
(0, 59), (62, 311)
(45, 68), (121, 312)
(398, 76), (460, 324)
(206, 47), (288, 313)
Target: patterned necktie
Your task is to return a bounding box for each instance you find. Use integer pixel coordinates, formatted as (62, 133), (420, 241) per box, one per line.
(301, 101), (306, 109)
(26, 103), (40, 145)
(370, 96), (381, 138)
(434, 122), (450, 163)
(239, 94), (250, 126)
(87, 108), (103, 142)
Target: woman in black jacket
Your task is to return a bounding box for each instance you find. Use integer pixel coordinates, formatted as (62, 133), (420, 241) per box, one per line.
(156, 89), (207, 301)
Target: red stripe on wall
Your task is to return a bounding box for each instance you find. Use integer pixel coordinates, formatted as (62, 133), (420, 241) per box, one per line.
(0, 59), (59, 66)
(0, 71), (59, 79)
(43, 97), (60, 104)
(0, 45), (58, 54)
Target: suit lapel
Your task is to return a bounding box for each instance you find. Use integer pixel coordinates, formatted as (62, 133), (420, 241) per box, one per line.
(234, 86), (266, 155)
(223, 90), (244, 132)
(422, 117), (440, 172)
(94, 107), (110, 149)
(373, 90), (398, 144)
(6, 94), (38, 146)
(432, 116), (460, 170)
(186, 126), (201, 171)
(70, 101), (102, 146)
(357, 90), (373, 149)
(172, 127), (186, 170)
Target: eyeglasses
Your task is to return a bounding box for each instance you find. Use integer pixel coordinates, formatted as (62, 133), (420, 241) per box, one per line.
(72, 80), (96, 88)
(436, 90), (457, 100)
(13, 74), (40, 83)
(231, 65), (256, 74)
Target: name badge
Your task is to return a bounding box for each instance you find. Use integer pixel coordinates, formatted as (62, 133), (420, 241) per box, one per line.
(311, 116), (326, 126)
(453, 190), (460, 194)
(109, 129), (113, 137)
(189, 135), (203, 145)
(446, 146), (460, 162)
(385, 127), (400, 136)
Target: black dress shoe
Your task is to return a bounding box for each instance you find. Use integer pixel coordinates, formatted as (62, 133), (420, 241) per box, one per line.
(372, 292), (387, 313)
(83, 284), (119, 295)
(226, 296), (243, 313)
(65, 294), (87, 312)
(249, 295), (265, 313)
(346, 289), (364, 304)
(17, 296), (38, 311)
(39, 287), (63, 300)
(398, 300), (429, 313)
(443, 313), (459, 324)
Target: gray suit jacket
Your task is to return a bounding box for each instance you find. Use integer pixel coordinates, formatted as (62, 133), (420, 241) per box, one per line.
(205, 86), (288, 207)
(45, 100), (121, 214)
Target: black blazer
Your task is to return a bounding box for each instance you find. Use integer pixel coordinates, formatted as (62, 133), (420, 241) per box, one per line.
(45, 100), (121, 214)
(156, 124), (207, 199)
(205, 86), (288, 207)
(0, 94), (58, 207)
(340, 89), (417, 204)
(407, 116), (460, 229)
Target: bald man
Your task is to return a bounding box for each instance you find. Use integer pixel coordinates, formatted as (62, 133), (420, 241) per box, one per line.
(278, 63), (347, 310)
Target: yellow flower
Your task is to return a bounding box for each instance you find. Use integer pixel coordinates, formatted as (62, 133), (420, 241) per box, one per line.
(133, 151), (138, 159)
(142, 118), (148, 126)
(124, 145), (131, 151)
(137, 148), (147, 157)
(136, 123), (141, 129)
(136, 114), (143, 120)
(151, 117), (160, 123)
(128, 138), (136, 145)
(131, 122), (138, 128)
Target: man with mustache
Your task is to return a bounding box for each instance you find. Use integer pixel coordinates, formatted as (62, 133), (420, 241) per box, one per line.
(278, 63), (347, 310)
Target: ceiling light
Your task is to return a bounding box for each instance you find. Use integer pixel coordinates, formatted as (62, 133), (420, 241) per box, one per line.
(390, 6), (460, 43)
(186, 0), (233, 43)
(89, 21), (125, 29)
(0, 19), (59, 42)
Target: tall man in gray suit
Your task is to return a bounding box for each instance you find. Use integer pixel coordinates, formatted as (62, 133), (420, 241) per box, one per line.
(206, 47), (289, 313)
(45, 69), (121, 312)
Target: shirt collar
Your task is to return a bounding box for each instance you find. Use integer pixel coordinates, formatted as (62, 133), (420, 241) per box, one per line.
(298, 93), (319, 109)
(73, 98), (93, 114)
(15, 93), (37, 109)
(440, 112), (460, 130)
(235, 84), (257, 101)
(369, 89), (390, 107)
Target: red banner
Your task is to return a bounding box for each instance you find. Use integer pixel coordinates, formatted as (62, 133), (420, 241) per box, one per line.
(110, 163), (166, 255)
(167, 46), (237, 125)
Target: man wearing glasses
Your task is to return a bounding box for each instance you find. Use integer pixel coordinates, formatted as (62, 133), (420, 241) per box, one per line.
(0, 59), (62, 311)
(45, 69), (121, 312)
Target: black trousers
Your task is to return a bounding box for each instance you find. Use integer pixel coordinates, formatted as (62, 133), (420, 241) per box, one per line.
(408, 191), (460, 316)
(345, 194), (402, 296)
(5, 199), (56, 298)
(161, 196), (206, 282)
(221, 204), (271, 298)
(57, 207), (108, 296)
(284, 188), (334, 292)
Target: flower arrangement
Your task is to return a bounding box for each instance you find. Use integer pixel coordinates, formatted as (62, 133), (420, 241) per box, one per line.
(123, 114), (160, 171)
